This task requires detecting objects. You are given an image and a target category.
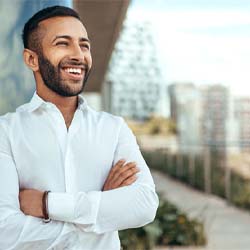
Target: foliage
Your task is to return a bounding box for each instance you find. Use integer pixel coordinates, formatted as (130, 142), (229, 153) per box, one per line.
(119, 194), (206, 250)
(231, 173), (250, 209)
(143, 150), (250, 211)
(126, 116), (177, 136)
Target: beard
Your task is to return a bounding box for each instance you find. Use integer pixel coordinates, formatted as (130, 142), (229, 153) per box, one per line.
(38, 53), (90, 97)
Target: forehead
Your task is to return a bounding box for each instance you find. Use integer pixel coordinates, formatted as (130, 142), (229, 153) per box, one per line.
(40, 16), (88, 42)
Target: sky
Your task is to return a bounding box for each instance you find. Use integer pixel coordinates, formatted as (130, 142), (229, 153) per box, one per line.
(128, 0), (250, 97)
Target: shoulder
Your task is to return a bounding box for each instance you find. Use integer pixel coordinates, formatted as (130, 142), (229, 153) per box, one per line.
(0, 111), (24, 149)
(0, 112), (17, 143)
(0, 112), (16, 129)
(85, 106), (125, 127)
(0, 100), (30, 132)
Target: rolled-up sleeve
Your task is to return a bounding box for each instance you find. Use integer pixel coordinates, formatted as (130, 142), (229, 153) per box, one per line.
(0, 123), (72, 250)
(48, 118), (159, 233)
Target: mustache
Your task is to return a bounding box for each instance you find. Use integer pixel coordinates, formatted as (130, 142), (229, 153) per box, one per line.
(59, 60), (89, 70)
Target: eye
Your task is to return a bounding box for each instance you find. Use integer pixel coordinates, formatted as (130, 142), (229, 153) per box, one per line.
(56, 41), (68, 46)
(80, 43), (90, 50)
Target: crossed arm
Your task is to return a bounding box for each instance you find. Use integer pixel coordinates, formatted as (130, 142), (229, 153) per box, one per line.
(0, 120), (158, 249)
(19, 160), (140, 219)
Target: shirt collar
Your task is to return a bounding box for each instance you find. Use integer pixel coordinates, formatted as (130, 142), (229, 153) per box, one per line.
(77, 94), (88, 111)
(17, 92), (88, 113)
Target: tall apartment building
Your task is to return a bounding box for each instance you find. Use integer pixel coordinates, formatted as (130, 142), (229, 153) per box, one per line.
(102, 19), (165, 120)
(201, 85), (230, 148)
(168, 83), (203, 153)
(234, 97), (250, 151)
(169, 83), (237, 153)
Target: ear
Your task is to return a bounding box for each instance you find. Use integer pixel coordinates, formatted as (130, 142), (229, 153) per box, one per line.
(23, 49), (39, 72)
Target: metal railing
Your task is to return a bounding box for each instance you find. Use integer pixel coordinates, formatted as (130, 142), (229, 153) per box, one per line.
(142, 143), (250, 209)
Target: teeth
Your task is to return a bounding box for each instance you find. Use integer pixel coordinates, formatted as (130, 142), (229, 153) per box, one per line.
(65, 68), (81, 74)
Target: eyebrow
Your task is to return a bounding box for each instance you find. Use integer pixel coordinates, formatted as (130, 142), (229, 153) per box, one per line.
(52, 35), (90, 43)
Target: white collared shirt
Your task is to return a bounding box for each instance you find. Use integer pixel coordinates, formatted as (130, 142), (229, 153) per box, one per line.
(0, 93), (158, 250)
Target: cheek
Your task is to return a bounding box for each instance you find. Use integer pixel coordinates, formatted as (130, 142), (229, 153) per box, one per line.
(46, 51), (63, 67)
(86, 53), (92, 68)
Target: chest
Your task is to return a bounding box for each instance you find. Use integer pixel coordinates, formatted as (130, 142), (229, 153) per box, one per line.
(11, 123), (116, 192)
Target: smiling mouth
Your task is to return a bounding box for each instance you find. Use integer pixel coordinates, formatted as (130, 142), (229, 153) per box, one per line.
(61, 67), (85, 80)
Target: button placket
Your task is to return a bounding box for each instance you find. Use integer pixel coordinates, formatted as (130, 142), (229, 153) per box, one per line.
(47, 107), (68, 155)
(46, 107), (82, 194)
(68, 109), (81, 136)
(64, 112), (81, 193)
(64, 143), (73, 192)
(45, 106), (70, 193)
(64, 110), (82, 192)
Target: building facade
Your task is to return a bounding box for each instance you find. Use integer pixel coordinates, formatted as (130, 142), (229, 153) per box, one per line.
(168, 83), (203, 153)
(169, 83), (238, 153)
(201, 85), (230, 148)
(103, 19), (165, 120)
(234, 97), (250, 151)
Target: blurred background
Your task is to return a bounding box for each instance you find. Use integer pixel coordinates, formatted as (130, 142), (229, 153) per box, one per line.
(1, 0), (250, 249)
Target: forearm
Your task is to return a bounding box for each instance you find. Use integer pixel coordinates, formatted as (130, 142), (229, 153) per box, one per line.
(0, 200), (71, 250)
(88, 183), (158, 234)
(0, 151), (74, 249)
(47, 183), (158, 234)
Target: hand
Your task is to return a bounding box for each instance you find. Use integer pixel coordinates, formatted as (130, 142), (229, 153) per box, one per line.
(19, 189), (44, 218)
(103, 159), (140, 191)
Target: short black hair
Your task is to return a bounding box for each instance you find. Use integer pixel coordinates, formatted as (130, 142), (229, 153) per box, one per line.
(22, 5), (82, 50)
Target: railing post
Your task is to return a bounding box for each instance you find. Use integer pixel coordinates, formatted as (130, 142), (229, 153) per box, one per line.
(204, 146), (211, 193)
(224, 149), (231, 203)
(168, 152), (174, 176)
(188, 153), (195, 185)
(164, 149), (169, 173)
(176, 153), (183, 178)
(148, 150), (153, 168)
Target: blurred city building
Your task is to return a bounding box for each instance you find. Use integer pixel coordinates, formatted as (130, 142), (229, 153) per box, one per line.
(168, 83), (203, 154)
(201, 85), (232, 148)
(102, 18), (166, 120)
(169, 83), (239, 153)
(234, 97), (250, 152)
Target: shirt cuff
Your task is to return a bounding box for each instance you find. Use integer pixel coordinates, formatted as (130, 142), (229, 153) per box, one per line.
(48, 191), (101, 225)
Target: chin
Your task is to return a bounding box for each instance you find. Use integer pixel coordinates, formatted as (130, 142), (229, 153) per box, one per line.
(69, 88), (84, 96)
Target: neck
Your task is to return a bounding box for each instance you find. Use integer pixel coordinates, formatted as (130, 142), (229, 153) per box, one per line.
(36, 82), (78, 129)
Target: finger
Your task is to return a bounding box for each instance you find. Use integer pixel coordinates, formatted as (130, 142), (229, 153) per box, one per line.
(120, 162), (137, 174)
(105, 159), (126, 185)
(108, 159), (126, 177)
(120, 175), (138, 187)
(112, 166), (140, 187)
(112, 162), (137, 182)
(103, 159), (126, 190)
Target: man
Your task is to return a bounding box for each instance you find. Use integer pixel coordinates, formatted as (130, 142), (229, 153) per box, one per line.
(0, 5), (158, 250)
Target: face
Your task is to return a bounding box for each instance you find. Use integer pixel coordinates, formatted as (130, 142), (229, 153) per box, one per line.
(37, 16), (92, 97)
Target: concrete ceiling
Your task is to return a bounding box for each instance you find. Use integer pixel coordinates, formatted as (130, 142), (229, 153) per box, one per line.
(73, 0), (130, 92)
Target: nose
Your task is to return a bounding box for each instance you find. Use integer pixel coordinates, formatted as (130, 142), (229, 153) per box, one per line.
(67, 42), (92, 68)
(69, 43), (84, 62)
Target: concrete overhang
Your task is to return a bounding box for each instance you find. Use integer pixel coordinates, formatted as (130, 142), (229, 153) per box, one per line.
(73, 0), (130, 92)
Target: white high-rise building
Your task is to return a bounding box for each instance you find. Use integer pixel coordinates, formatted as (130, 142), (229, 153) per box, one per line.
(168, 83), (203, 154)
(102, 18), (166, 120)
(200, 85), (238, 153)
(169, 83), (237, 153)
(201, 85), (230, 147)
(234, 97), (250, 152)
